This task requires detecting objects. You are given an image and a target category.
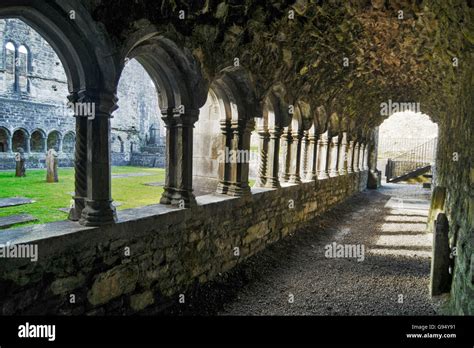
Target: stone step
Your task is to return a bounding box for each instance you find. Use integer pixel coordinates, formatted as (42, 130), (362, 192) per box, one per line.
(0, 197), (35, 208)
(0, 214), (38, 229)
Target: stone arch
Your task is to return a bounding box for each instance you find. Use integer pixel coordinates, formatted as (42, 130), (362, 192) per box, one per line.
(12, 127), (29, 152)
(47, 130), (62, 152)
(193, 66), (259, 196)
(123, 30), (208, 207)
(30, 129), (46, 153)
(63, 131), (75, 154)
(0, 2), (122, 225)
(192, 89), (222, 195)
(254, 86), (290, 188)
(0, 126), (11, 153)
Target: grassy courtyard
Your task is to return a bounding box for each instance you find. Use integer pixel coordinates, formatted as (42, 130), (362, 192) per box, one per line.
(0, 166), (165, 226)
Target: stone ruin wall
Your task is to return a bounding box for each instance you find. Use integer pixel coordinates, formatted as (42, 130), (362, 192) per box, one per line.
(0, 19), (166, 169)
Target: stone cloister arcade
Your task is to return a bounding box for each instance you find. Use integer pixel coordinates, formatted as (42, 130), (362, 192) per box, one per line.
(0, 127), (75, 154)
(0, 0), (472, 316)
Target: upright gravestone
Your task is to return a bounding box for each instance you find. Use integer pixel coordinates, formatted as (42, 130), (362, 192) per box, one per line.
(15, 147), (26, 177)
(46, 149), (59, 183)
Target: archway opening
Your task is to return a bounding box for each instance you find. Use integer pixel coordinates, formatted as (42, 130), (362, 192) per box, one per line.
(47, 130), (61, 152)
(192, 89), (222, 196)
(12, 128), (28, 152)
(0, 127), (10, 153)
(110, 57), (166, 210)
(62, 131), (75, 153)
(30, 129), (45, 152)
(378, 111), (438, 185)
(0, 17), (77, 227)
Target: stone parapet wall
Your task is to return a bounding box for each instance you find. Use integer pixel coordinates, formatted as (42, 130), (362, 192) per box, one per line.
(0, 171), (367, 315)
(0, 152), (73, 170)
(130, 153), (166, 168)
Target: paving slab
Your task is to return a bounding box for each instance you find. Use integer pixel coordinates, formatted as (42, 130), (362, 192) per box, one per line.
(0, 197), (35, 208)
(0, 214), (38, 229)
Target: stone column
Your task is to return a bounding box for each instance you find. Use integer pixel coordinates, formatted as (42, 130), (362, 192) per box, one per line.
(301, 130), (309, 179)
(364, 143), (369, 170)
(42, 136), (47, 153)
(367, 128), (381, 189)
(69, 106), (88, 221)
(255, 125), (270, 188)
(289, 129), (303, 184)
(160, 108), (199, 206)
(80, 92), (117, 226)
(338, 132), (348, 175)
(255, 126), (282, 189)
(217, 120), (232, 192)
(266, 127), (282, 188)
(58, 136), (63, 153)
(280, 129), (292, 183)
(357, 143), (364, 172)
(353, 142), (360, 172)
(25, 135), (31, 153)
(306, 131), (318, 181)
(328, 135), (339, 177)
(347, 140), (354, 174)
(216, 118), (254, 196)
(7, 135), (12, 153)
(359, 143), (365, 171)
(317, 132), (329, 179)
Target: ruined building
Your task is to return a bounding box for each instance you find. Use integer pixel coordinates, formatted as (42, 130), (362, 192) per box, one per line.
(0, 18), (165, 169)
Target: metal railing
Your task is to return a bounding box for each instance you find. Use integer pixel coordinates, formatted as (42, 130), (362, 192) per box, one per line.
(378, 137), (435, 159)
(385, 137), (437, 182)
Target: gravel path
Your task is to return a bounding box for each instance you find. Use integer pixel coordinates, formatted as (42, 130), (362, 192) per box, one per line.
(168, 183), (439, 316)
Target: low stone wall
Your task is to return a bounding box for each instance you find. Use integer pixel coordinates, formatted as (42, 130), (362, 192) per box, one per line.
(0, 171), (367, 315)
(130, 153), (166, 168)
(0, 153), (74, 170)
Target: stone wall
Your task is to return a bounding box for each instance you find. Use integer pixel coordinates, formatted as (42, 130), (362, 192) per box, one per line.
(0, 171), (367, 315)
(436, 87), (474, 315)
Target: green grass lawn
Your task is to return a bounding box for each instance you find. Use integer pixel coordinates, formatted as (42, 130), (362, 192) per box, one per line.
(0, 166), (165, 226)
(0, 166), (256, 228)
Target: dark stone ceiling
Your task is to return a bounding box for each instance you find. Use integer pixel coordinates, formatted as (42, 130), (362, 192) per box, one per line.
(88, 0), (473, 135)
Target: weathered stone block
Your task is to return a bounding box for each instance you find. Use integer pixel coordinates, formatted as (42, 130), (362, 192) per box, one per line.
(88, 265), (139, 306)
(130, 291), (154, 312)
(50, 274), (85, 295)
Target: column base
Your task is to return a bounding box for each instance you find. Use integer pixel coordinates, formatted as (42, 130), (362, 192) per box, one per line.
(68, 196), (85, 221)
(254, 177), (280, 189)
(289, 175), (302, 184)
(338, 169), (348, 176)
(368, 170), (382, 189)
(280, 174), (291, 183)
(79, 199), (117, 226)
(216, 181), (251, 196)
(160, 186), (196, 207)
(329, 170), (339, 177)
(317, 171), (329, 180)
(305, 173), (318, 181)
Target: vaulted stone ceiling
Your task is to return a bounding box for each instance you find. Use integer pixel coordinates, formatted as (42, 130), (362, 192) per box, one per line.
(89, 0), (473, 135)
